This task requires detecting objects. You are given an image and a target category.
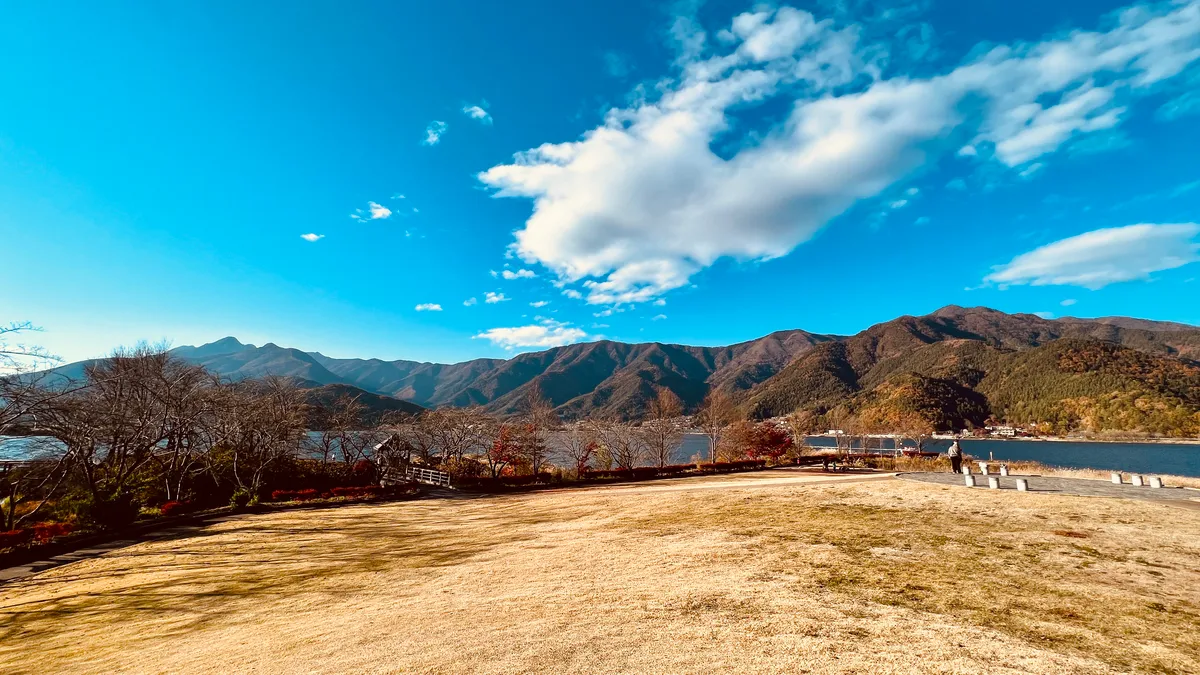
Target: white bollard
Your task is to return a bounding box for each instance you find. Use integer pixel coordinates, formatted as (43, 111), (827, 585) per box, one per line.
(1131, 475), (1144, 487)
(1016, 478), (1029, 492)
(979, 462), (989, 476)
(1111, 473), (1122, 484)
(999, 465), (1009, 477)
(1149, 476), (1164, 489)
(965, 474), (977, 487)
(988, 476), (1000, 490)
(964, 465), (972, 476)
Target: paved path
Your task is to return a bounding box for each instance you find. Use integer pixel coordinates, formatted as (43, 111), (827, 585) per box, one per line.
(900, 472), (1200, 509)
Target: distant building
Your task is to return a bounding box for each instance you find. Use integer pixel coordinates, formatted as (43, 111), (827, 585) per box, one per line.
(827, 429), (845, 436)
(987, 425), (1017, 437)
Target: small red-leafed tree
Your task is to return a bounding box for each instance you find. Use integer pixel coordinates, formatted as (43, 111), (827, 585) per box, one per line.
(746, 422), (794, 463)
(485, 423), (522, 478)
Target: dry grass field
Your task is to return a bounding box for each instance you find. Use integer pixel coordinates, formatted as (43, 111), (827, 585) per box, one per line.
(2, 470), (1198, 674)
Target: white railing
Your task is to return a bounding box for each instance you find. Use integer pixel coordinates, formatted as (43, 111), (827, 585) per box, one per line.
(403, 465), (452, 487)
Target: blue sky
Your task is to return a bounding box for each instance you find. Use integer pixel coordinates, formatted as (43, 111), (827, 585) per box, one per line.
(2, 0), (1198, 364)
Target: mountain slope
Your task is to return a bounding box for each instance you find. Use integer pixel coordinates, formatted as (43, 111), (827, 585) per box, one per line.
(40, 307), (1199, 427)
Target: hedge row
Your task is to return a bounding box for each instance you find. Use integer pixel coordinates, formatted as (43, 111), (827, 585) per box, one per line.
(269, 485), (394, 502)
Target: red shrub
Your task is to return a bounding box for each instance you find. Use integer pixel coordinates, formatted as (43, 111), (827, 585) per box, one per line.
(160, 501), (194, 517)
(270, 488), (321, 502)
(31, 522), (74, 542)
(330, 486), (384, 498)
(0, 530), (32, 548)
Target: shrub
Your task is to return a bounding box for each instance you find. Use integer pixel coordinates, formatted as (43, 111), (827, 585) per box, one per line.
(31, 522), (74, 542)
(269, 488), (320, 502)
(67, 493), (141, 529)
(160, 501), (194, 517)
(230, 488), (253, 508)
(330, 486), (384, 498)
(0, 530), (32, 549)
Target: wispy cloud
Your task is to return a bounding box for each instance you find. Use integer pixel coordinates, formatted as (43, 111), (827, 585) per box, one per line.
(414, 303), (443, 312)
(423, 120), (448, 146)
(300, 233), (324, 242)
(463, 297), (478, 307)
(1061, 298), (1077, 306)
(529, 300), (550, 308)
(485, 291), (509, 304)
(652, 314), (667, 321)
(501, 268), (537, 280)
(474, 319), (589, 350)
(480, 2), (1200, 305)
(462, 104), (493, 125)
(985, 223), (1200, 289)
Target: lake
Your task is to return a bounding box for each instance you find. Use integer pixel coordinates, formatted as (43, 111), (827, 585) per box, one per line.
(4, 434), (1199, 478)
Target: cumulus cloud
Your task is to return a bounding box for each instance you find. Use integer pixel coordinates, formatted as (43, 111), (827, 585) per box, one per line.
(474, 319), (589, 350)
(479, 2), (1200, 305)
(529, 300), (550, 308)
(300, 233), (324, 242)
(463, 297), (478, 306)
(351, 201), (392, 221)
(485, 291), (509, 304)
(562, 289), (583, 300)
(985, 223), (1200, 289)
(463, 104), (493, 125)
(415, 303), (443, 312)
(501, 268), (537, 280)
(423, 120), (448, 145)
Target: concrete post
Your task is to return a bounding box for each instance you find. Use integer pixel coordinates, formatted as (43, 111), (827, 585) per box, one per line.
(1111, 473), (1122, 484)
(1131, 475), (1144, 487)
(988, 476), (1000, 489)
(999, 465), (1009, 477)
(1149, 476), (1164, 489)
(1016, 478), (1029, 492)
(979, 462), (989, 476)
(963, 465), (972, 476)
(965, 474), (976, 487)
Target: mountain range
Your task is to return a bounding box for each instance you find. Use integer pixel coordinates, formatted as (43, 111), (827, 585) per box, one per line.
(47, 306), (1200, 435)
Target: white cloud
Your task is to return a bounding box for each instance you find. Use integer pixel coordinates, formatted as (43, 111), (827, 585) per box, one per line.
(889, 199), (909, 209)
(913, 216), (931, 226)
(368, 201), (391, 219)
(1018, 163), (1044, 180)
(300, 233), (324, 242)
(474, 319), (589, 350)
(392, 193), (406, 200)
(985, 223), (1200, 289)
(415, 303), (443, 312)
(905, 187), (919, 196)
(529, 300), (550, 308)
(1034, 311), (1055, 319)
(562, 289), (583, 300)
(652, 314), (667, 321)
(501, 268), (537, 280)
(423, 121), (448, 145)
(463, 297), (478, 306)
(653, 298), (667, 306)
(946, 178), (967, 190)
(485, 291), (510, 304)
(480, 2), (1200, 305)
(1061, 298), (1077, 306)
(463, 104), (493, 125)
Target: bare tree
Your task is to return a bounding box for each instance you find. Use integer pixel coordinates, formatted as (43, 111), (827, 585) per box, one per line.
(424, 407), (489, 470)
(517, 387), (558, 475)
(0, 321), (60, 373)
(588, 419), (645, 471)
(552, 422), (596, 477)
(695, 389), (739, 464)
(208, 376), (308, 500)
(642, 388), (684, 468)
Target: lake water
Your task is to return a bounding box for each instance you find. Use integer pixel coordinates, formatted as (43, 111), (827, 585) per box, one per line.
(4, 434), (1199, 478)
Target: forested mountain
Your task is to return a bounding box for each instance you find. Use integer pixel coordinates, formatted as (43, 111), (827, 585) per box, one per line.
(45, 306), (1200, 434)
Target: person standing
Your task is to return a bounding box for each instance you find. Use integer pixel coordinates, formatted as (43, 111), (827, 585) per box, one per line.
(947, 438), (963, 474)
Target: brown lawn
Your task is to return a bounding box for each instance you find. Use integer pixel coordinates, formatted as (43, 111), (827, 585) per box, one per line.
(1, 470), (1198, 674)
